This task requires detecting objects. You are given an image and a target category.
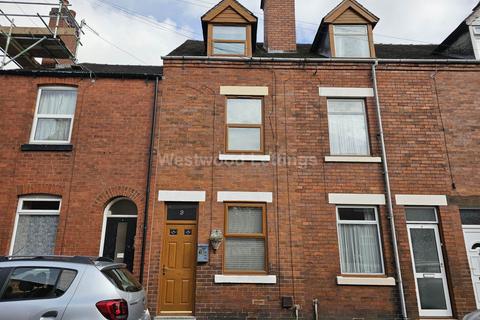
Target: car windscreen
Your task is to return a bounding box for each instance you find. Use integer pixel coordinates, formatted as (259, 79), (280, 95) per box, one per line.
(102, 268), (142, 293)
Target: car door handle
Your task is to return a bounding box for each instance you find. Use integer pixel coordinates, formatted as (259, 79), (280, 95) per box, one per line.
(40, 311), (58, 320)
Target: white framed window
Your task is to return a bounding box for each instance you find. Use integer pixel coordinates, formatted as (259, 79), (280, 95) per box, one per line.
(327, 99), (370, 156)
(336, 206), (384, 275)
(472, 25), (480, 59)
(333, 25), (371, 58)
(10, 196), (62, 256)
(30, 86), (78, 144)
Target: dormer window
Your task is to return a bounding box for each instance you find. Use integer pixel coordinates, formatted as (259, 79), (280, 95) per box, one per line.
(201, 0), (257, 57)
(212, 25), (248, 55)
(333, 25), (370, 57)
(311, 0), (379, 58)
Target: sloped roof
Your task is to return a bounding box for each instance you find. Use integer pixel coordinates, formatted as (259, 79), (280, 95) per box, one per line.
(167, 40), (449, 60)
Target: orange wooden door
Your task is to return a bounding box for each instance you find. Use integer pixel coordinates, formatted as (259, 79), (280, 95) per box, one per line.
(159, 223), (197, 314)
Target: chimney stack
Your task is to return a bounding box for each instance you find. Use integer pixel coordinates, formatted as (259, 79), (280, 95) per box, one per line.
(261, 0), (297, 53)
(42, 0), (78, 67)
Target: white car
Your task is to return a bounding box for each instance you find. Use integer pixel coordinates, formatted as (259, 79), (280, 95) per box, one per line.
(0, 256), (150, 320)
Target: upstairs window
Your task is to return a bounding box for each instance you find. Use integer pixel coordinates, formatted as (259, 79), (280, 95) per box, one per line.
(226, 98), (263, 153)
(212, 25), (248, 56)
(327, 99), (370, 156)
(333, 25), (370, 58)
(30, 87), (77, 144)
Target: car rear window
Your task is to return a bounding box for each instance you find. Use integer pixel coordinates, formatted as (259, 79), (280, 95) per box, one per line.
(0, 267), (77, 301)
(102, 268), (142, 292)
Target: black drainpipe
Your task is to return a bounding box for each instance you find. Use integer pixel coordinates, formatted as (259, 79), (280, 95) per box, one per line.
(140, 76), (160, 284)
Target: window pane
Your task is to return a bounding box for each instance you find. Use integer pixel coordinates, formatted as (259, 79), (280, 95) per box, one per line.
(102, 268), (142, 292)
(22, 200), (60, 211)
(460, 209), (480, 225)
(38, 89), (77, 115)
(338, 207), (376, 221)
(227, 206), (263, 234)
(34, 118), (71, 141)
(213, 42), (245, 55)
(213, 26), (246, 41)
(405, 208), (437, 222)
(418, 278), (448, 310)
(225, 238), (265, 271)
(110, 199), (137, 216)
(227, 99), (262, 124)
(228, 127), (261, 151)
(328, 100), (369, 155)
(410, 228), (441, 273)
(1, 268), (61, 301)
(12, 215), (59, 256)
(56, 270), (77, 294)
(166, 203), (197, 221)
(338, 224), (383, 273)
(334, 25), (370, 58)
(334, 25), (368, 35)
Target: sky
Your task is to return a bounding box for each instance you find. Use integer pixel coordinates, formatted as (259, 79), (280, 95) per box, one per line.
(0, 0), (478, 66)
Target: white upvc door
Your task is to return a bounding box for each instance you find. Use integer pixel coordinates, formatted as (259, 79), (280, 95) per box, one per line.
(463, 227), (480, 309)
(407, 224), (452, 317)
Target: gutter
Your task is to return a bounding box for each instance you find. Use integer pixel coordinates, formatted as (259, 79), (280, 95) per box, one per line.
(371, 61), (407, 319)
(139, 76), (160, 284)
(163, 55), (480, 64)
(0, 68), (163, 80)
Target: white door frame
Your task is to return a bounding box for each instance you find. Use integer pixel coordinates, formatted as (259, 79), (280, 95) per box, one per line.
(407, 223), (452, 317)
(463, 226), (480, 309)
(98, 197), (138, 257)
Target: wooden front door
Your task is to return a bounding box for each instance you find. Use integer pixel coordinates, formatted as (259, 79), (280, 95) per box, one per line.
(158, 218), (197, 314)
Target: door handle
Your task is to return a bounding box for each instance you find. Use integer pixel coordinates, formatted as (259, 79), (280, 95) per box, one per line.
(162, 265), (169, 275)
(40, 311), (58, 320)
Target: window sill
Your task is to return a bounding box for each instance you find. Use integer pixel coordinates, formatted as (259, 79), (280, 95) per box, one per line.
(21, 144), (73, 152)
(219, 154), (271, 162)
(325, 156), (382, 163)
(336, 276), (396, 286)
(214, 275), (277, 284)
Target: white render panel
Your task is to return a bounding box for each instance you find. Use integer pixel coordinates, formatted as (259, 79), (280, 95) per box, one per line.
(220, 86), (269, 96)
(319, 87), (374, 97)
(214, 275), (277, 284)
(328, 193), (386, 205)
(158, 191), (206, 202)
(324, 156), (382, 163)
(217, 191), (273, 203)
(336, 276), (396, 286)
(395, 195), (448, 206)
(219, 154), (271, 162)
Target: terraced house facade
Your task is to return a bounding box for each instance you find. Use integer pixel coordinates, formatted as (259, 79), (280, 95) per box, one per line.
(1, 0), (480, 319)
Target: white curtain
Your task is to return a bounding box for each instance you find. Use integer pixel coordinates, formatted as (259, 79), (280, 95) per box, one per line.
(329, 113), (368, 155)
(35, 89), (77, 141)
(339, 224), (382, 273)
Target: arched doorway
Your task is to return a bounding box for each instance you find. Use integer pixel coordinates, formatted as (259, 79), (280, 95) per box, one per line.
(99, 197), (138, 271)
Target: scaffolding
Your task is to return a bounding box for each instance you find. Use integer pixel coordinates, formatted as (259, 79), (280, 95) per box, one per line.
(0, 0), (83, 69)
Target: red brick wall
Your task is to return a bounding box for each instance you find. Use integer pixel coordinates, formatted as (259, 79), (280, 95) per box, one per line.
(0, 74), (156, 278)
(262, 0), (297, 52)
(143, 60), (479, 319)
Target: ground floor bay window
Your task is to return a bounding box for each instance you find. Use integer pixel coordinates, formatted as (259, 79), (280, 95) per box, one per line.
(336, 206), (384, 274)
(10, 196), (61, 256)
